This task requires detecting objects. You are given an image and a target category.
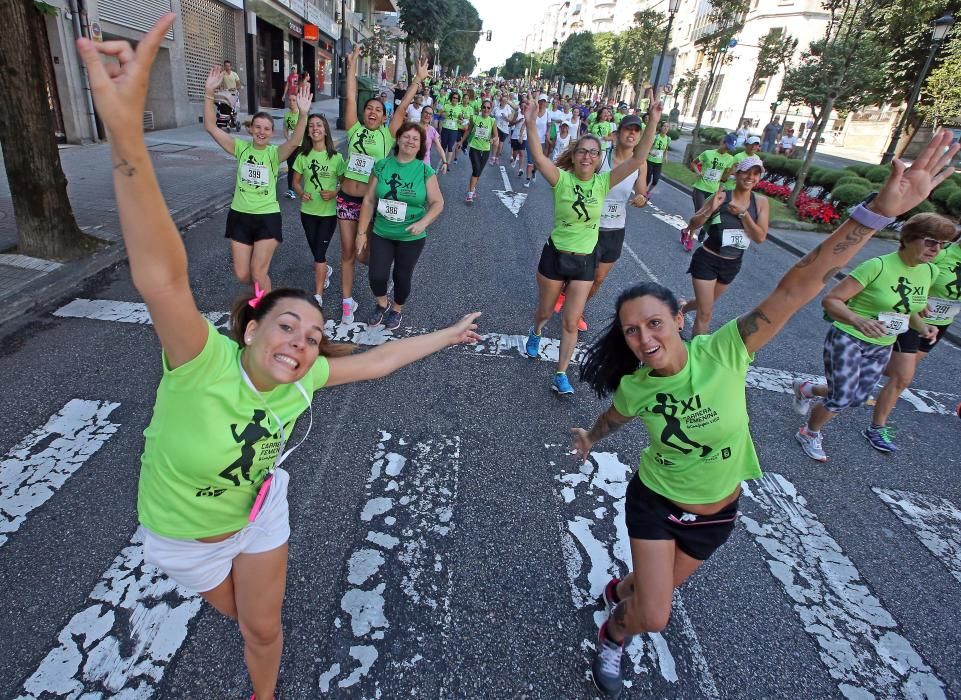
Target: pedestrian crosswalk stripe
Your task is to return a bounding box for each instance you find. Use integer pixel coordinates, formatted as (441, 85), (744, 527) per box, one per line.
(0, 399), (120, 549)
(54, 298), (961, 416)
(742, 474), (947, 698)
(875, 488), (961, 586)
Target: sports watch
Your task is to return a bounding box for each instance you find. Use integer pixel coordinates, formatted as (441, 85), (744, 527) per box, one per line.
(849, 192), (896, 230)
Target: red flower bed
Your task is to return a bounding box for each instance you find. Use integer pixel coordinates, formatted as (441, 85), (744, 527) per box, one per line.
(752, 180), (841, 225)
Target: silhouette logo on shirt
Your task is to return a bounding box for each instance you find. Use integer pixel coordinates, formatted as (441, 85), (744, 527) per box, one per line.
(218, 409), (279, 487)
(572, 183), (592, 221)
(308, 159), (325, 189)
(891, 276), (914, 314)
(384, 172), (413, 200)
(945, 261), (961, 299)
(650, 392), (713, 458)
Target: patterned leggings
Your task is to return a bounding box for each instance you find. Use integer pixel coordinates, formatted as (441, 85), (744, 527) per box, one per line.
(822, 326), (893, 412)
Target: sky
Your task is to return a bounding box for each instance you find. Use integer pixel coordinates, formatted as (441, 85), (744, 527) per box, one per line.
(472, 0), (553, 72)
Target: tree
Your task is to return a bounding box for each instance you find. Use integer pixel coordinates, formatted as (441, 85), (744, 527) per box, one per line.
(623, 10), (667, 108)
(438, 0), (482, 76)
(501, 51), (529, 80)
(689, 0), (751, 154)
(360, 25), (397, 62)
(918, 26), (961, 127)
(592, 32), (620, 95)
(557, 31), (601, 89)
(397, 0), (451, 77)
(0, 0), (98, 260)
(676, 68), (699, 113)
(735, 28), (797, 130)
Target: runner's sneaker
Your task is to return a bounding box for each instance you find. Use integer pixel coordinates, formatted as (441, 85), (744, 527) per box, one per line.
(518, 169), (524, 176)
(465, 191), (474, 204)
(324, 266), (333, 289)
(597, 577), (622, 613)
(578, 318), (588, 332)
(795, 425), (828, 462)
(313, 293), (323, 307)
(552, 372), (574, 395)
(367, 303), (390, 327)
(342, 298), (358, 324)
(384, 308), (403, 331)
(684, 236), (694, 253)
(863, 426), (898, 453)
(554, 293), (566, 313)
(525, 326), (541, 358)
(591, 622), (625, 698)
(679, 227), (689, 247)
(453, 158), (459, 165)
(524, 179), (531, 188)
(285, 189), (297, 200)
(792, 379), (813, 416)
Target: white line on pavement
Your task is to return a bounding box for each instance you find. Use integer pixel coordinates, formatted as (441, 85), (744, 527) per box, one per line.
(16, 529), (202, 699)
(875, 488), (961, 586)
(553, 448), (720, 697)
(499, 165), (512, 191)
(55, 298), (961, 415)
(622, 242), (661, 284)
(0, 399), (120, 548)
(317, 431), (461, 695)
(492, 165), (528, 217)
(742, 474), (947, 699)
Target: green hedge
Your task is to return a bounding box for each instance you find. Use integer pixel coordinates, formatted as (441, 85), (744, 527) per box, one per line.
(931, 183), (960, 207)
(694, 126), (727, 144)
(831, 183), (872, 207)
(813, 169), (846, 188)
(763, 154), (787, 172)
(906, 199), (937, 217)
(842, 164), (872, 177)
(863, 165), (891, 183)
(834, 176), (874, 192)
(948, 190), (961, 216)
(780, 159), (803, 177)
(667, 128), (681, 140)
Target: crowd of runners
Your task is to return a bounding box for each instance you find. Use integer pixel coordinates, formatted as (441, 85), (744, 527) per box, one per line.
(76, 14), (960, 700)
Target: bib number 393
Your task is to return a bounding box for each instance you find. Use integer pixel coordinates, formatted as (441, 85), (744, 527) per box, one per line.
(878, 312), (910, 336)
(348, 153), (375, 177)
(377, 198), (408, 223)
(721, 228), (749, 250)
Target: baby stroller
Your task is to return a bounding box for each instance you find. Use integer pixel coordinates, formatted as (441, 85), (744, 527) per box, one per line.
(214, 90), (241, 132)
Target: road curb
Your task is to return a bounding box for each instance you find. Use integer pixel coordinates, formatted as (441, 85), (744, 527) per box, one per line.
(660, 174), (961, 349)
(0, 192), (232, 331)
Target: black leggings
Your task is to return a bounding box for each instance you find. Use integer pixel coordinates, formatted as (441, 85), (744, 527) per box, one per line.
(647, 162), (662, 188)
(287, 152), (297, 190)
(368, 233), (427, 305)
(300, 213), (337, 263)
(469, 147), (490, 177)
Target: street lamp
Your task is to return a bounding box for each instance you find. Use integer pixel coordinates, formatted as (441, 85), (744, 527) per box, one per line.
(651, 0), (682, 108)
(529, 51), (535, 91)
(551, 39), (559, 91)
(881, 13), (955, 164)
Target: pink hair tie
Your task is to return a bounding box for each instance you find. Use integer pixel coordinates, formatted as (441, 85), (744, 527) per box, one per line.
(248, 283), (266, 309)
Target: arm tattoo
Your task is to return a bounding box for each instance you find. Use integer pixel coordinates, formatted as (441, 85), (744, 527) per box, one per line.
(794, 243), (821, 269)
(113, 159), (136, 177)
(830, 224), (873, 255)
(587, 407), (630, 444)
(822, 266), (842, 283)
(737, 307), (772, 340)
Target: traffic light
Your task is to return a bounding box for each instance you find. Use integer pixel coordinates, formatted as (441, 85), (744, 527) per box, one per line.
(486, 30), (492, 41)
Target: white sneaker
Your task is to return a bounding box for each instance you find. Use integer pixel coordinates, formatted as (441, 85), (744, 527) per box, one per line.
(313, 293), (323, 307)
(324, 266), (333, 289)
(524, 179), (531, 188)
(796, 426), (828, 462)
(792, 379), (813, 416)
(342, 298), (358, 324)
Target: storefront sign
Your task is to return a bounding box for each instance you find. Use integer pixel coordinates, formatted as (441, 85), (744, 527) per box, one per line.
(288, 20), (303, 37)
(304, 23), (319, 42)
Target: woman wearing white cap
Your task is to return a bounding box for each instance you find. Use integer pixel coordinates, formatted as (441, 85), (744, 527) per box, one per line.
(681, 155), (769, 336)
(524, 94), (551, 187)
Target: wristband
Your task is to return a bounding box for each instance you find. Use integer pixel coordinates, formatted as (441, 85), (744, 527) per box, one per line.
(849, 193), (895, 230)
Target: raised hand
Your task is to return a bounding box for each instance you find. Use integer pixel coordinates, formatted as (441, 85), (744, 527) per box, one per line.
(415, 55), (430, 82)
(295, 80), (313, 114)
(347, 45), (361, 70)
(76, 13), (176, 135)
(872, 130), (960, 217)
(647, 88), (664, 123)
(205, 66), (224, 95)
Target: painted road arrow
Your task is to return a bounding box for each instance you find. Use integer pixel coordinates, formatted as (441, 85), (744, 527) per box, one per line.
(493, 166), (527, 217)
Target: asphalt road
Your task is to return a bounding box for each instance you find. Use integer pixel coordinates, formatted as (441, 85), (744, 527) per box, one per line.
(1, 150), (960, 700)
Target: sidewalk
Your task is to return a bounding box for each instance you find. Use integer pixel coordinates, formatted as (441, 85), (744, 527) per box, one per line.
(0, 97), (344, 328)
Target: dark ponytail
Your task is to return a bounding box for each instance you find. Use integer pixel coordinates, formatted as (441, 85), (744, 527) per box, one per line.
(579, 283), (680, 398)
(229, 287), (355, 358)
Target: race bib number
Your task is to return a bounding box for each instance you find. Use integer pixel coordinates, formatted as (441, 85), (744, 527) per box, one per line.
(377, 198), (407, 223)
(601, 201), (625, 221)
(721, 228), (749, 250)
(443, 118), (457, 130)
(650, 149), (664, 161)
(475, 126), (491, 140)
(878, 312), (910, 336)
(926, 297), (961, 323)
(703, 168), (722, 182)
(347, 153), (375, 177)
(242, 163), (269, 186)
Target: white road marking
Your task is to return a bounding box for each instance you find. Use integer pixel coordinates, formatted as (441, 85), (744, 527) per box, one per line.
(16, 529), (202, 699)
(317, 431), (461, 695)
(622, 242), (661, 284)
(875, 488), (961, 586)
(553, 448), (720, 697)
(645, 200), (688, 231)
(0, 399), (120, 548)
(499, 165), (512, 191)
(54, 299), (961, 415)
(492, 165), (528, 216)
(742, 474), (947, 699)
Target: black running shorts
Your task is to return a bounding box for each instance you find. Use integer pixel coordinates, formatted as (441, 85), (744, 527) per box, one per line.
(225, 209), (283, 245)
(597, 227), (626, 264)
(893, 324), (949, 354)
(687, 246), (741, 285)
(625, 476), (738, 561)
(537, 238), (597, 282)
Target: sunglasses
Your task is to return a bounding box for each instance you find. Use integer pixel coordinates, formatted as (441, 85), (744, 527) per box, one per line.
(574, 148), (601, 158)
(920, 237), (952, 249)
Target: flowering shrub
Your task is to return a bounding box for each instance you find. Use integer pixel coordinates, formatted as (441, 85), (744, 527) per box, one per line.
(754, 180), (791, 199)
(752, 179), (841, 225)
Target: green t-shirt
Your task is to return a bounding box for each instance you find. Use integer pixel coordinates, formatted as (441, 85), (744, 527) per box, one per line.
(138, 322), (330, 539)
(613, 319), (762, 504)
(590, 121), (614, 139)
(441, 104), (465, 131)
(648, 134), (671, 164)
(588, 112), (598, 126)
(834, 251), (936, 345)
(231, 140), (280, 215)
(283, 109), (300, 134)
(468, 115), (496, 151)
(344, 122), (395, 184)
(372, 156), (436, 241)
(549, 170), (612, 254)
(724, 151), (750, 191)
(693, 149), (735, 193)
(470, 98), (482, 113)
(459, 104), (474, 128)
(926, 244), (961, 326)
(613, 112), (625, 125)
(293, 149), (346, 217)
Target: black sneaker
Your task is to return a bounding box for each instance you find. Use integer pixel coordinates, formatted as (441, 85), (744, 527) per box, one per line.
(367, 303), (390, 327)
(591, 621), (625, 697)
(384, 308), (403, 331)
